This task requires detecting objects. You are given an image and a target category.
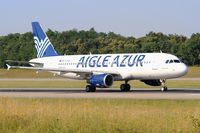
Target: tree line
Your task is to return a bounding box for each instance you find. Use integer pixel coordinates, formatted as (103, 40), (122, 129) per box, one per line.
(0, 28), (199, 67)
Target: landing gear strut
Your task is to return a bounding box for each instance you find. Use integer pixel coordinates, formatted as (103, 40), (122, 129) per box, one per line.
(86, 85), (96, 92)
(120, 80), (131, 92)
(160, 79), (168, 92)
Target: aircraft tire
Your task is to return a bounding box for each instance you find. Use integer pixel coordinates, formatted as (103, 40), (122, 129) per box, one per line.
(91, 86), (96, 92)
(120, 84), (131, 92)
(161, 86), (168, 92)
(86, 85), (96, 92)
(120, 84), (126, 92)
(86, 85), (91, 92)
(125, 84), (131, 91)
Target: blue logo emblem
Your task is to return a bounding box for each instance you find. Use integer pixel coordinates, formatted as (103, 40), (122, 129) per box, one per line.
(34, 37), (51, 58)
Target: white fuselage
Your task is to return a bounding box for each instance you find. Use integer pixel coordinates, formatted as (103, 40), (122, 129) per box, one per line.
(30, 53), (188, 81)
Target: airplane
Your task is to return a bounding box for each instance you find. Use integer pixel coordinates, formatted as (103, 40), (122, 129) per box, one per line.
(6, 22), (188, 92)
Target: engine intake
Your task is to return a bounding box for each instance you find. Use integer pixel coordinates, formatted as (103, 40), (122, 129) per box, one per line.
(88, 74), (114, 88)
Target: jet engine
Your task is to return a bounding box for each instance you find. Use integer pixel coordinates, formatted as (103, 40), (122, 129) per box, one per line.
(88, 74), (114, 88)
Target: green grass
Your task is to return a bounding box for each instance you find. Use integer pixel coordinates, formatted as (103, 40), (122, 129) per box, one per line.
(0, 69), (57, 78)
(183, 67), (200, 78)
(0, 98), (199, 133)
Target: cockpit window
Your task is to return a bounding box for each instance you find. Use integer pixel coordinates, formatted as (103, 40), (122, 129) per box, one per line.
(174, 60), (180, 63)
(169, 60), (173, 63)
(166, 59), (181, 64)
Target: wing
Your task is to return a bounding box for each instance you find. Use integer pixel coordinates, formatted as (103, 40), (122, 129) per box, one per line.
(6, 64), (120, 75)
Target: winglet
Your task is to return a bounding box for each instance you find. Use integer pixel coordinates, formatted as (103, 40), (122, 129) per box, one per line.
(6, 64), (11, 70)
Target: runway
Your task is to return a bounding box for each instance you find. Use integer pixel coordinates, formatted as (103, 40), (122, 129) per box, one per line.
(0, 88), (200, 99)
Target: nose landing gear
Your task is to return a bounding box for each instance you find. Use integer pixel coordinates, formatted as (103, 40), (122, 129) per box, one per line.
(160, 79), (168, 92)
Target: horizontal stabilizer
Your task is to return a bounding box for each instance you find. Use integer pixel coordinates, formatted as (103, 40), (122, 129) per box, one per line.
(5, 60), (44, 67)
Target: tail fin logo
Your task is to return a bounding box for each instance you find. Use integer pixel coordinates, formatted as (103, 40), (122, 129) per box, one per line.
(34, 36), (51, 58)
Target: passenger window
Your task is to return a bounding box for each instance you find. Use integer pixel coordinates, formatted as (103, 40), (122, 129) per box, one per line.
(165, 60), (169, 63)
(169, 60), (173, 63)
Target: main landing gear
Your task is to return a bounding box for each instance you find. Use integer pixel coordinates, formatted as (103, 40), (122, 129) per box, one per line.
(86, 85), (96, 92)
(160, 79), (168, 92)
(120, 81), (131, 92)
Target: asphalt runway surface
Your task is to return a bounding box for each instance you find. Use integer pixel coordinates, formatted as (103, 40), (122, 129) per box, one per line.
(0, 88), (200, 99)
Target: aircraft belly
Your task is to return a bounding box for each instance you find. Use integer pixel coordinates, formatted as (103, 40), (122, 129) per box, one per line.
(129, 68), (176, 79)
(59, 72), (85, 80)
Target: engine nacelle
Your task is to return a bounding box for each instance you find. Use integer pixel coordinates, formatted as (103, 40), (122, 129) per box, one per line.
(141, 80), (161, 86)
(88, 74), (114, 88)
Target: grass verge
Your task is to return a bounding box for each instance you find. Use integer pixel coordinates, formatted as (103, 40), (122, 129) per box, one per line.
(0, 98), (199, 133)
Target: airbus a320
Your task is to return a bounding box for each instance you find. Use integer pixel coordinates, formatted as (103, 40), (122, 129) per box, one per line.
(6, 22), (188, 92)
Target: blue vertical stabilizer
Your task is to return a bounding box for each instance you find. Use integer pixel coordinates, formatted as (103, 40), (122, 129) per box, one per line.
(32, 22), (58, 58)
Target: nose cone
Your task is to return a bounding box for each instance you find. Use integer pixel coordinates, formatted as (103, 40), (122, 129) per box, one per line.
(179, 63), (188, 76)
